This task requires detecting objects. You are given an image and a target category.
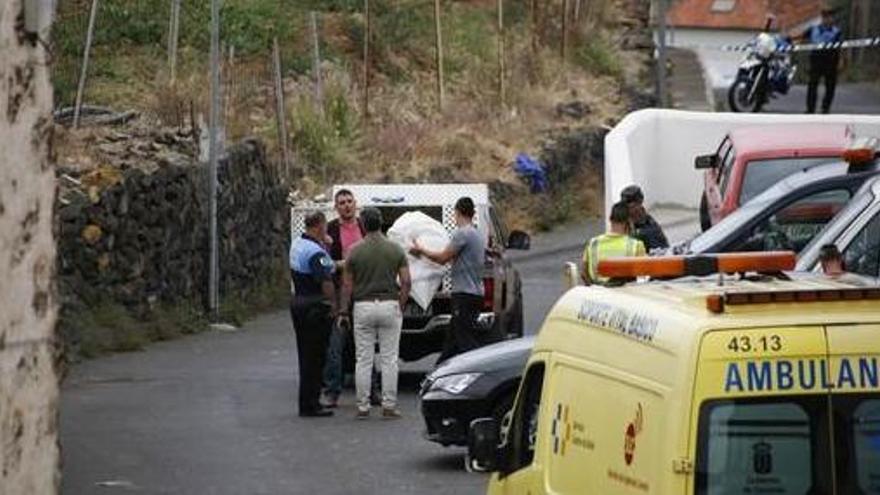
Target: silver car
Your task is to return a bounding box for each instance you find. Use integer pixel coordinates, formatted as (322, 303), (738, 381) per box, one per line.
(798, 176), (880, 277)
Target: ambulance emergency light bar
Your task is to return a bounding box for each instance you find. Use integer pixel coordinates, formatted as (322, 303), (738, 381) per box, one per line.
(596, 251), (796, 279)
(705, 287), (880, 314)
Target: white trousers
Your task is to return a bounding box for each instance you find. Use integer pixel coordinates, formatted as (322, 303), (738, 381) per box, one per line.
(353, 300), (402, 410)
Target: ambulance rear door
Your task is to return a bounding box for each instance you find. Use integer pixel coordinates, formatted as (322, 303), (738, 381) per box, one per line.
(825, 323), (880, 494)
(691, 326), (834, 495)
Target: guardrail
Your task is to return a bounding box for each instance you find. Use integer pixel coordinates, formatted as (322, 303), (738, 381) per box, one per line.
(604, 109), (880, 216)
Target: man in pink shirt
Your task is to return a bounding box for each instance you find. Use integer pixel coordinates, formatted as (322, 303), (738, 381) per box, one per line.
(322, 189), (365, 407)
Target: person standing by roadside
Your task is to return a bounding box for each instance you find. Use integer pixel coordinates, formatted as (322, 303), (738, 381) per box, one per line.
(321, 189), (365, 408)
(410, 197), (486, 362)
(289, 212), (338, 418)
(582, 201), (646, 286)
(341, 208), (411, 419)
(802, 7), (843, 114)
(620, 185), (668, 252)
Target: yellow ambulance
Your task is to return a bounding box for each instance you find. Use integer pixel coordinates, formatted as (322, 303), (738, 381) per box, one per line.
(467, 252), (880, 494)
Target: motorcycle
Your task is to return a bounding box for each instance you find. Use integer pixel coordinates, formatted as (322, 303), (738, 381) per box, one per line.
(728, 32), (796, 113)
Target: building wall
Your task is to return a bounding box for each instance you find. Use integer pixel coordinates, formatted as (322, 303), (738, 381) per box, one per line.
(665, 28), (758, 89)
(0, 0), (60, 493)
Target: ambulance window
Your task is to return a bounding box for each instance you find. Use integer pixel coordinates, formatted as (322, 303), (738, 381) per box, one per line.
(696, 397), (832, 495)
(505, 363), (545, 475)
(843, 211), (880, 277)
(833, 396), (880, 494)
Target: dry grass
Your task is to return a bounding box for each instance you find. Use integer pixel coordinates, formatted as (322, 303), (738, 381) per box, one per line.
(55, 0), (643, 231)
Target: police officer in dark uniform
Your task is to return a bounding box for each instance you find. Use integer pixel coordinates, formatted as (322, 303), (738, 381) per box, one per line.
(803, 7), (843, 114)
(289, 211), (338, 418)
(620, 185), (668, 252)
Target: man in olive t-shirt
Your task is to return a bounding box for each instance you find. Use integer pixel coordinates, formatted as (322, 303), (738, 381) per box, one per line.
(341, 208), (411, 418)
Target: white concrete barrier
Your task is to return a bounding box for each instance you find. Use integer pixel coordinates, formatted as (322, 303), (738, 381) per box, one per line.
(604, 109), (880, 216)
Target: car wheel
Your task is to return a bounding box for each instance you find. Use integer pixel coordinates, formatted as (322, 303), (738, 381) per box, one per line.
(699, 193), (711, 232)
(728, 73), (767, 113)
(506, 293), (524, 338)
(492, 391), (515, 424)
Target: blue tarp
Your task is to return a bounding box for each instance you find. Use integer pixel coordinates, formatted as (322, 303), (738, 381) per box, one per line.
(513, 153), (548, 193)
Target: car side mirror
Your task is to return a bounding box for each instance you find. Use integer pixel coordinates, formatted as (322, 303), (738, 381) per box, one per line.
(506, 230), (531, 250)
(466, 418), (501, 473)
(695, 154), (720, 169)
(563, 262), (580, 289)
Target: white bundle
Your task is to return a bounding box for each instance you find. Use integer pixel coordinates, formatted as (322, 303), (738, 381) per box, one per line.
(387, 211), (449, 310)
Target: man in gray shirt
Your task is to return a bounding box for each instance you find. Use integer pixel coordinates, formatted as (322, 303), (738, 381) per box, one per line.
(411, 197), (486, 361)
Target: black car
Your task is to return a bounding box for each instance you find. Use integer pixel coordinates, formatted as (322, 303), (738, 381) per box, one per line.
(674, 159), (880, 256)
(420, 337), (533, 447)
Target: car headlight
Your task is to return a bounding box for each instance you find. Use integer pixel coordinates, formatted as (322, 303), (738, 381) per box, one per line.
(755, 33), (777, 59)
(430, 373), (482, 395)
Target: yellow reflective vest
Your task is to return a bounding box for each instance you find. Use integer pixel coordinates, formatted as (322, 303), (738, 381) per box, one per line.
(583, 233), (646, 284)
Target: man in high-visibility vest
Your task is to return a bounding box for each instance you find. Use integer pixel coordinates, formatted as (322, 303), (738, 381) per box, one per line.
(582, 201), (646, 286)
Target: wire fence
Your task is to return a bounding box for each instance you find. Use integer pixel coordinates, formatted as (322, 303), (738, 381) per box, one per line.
(51, 0), (612, 177)
(48, 0), (616, 321)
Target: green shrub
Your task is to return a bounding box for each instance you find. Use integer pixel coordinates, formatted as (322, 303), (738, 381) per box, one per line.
(65, 303), (149, 358)
(573, 37), (623, 79)
(290, 84), (359, 184)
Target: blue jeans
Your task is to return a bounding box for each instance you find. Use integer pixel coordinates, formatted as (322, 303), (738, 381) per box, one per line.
(322, 321), (346, 399)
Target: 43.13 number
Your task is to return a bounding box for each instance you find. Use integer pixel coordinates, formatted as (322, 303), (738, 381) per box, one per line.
(727, 335), (783, 353)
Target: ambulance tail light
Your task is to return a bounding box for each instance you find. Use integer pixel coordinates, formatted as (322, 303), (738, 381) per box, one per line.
(843, 136), (879, 165)
(706, 288), (880, 313)
(597, 251), (796, 279)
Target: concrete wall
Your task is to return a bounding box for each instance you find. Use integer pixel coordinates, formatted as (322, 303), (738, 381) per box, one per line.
(0, 0), (61, 493)
(605, 109), (880, 215)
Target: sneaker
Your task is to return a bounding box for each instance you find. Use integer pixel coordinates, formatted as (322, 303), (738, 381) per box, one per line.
(356, 408), (370, 420)
(381, 408), (402, 420)
(320, 394), (339, 409)
(299, 408), (334, 418)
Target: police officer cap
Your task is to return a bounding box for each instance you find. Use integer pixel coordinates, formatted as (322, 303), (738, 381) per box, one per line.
(620, 185), (644, 204)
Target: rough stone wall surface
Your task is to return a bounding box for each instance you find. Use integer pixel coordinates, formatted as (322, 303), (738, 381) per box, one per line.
(56, 137), (287, 345)
(0, 1), (61, 493)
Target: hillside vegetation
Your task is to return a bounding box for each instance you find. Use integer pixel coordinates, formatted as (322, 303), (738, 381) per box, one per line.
(53, 0), (653, 230)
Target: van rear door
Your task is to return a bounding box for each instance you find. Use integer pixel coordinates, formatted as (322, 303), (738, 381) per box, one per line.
(825, 323), (880, 493)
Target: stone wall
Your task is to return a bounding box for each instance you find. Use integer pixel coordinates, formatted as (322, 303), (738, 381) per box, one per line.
(0, 0), (61, 492)
(56, 136), (289, 350)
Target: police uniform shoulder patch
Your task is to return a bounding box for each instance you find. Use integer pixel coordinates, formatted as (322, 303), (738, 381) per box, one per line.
(318, 254), (335, 274)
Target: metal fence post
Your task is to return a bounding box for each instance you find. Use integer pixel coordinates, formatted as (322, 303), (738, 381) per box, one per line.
(497, 0), (505, 109)
(168, 0), (181, 82)
(433, 0), (445, 111)
(310, 11), (324, 113)
(362, 0), (370, 121)
(73, 0), (100, 129)
(656, 0), (669, 108)
(561, 0), (569, 63)
(208, 0), (221, 318)
(273, 37), (291, 183)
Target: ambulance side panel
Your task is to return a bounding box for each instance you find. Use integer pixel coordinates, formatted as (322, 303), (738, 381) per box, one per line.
(543, 354), (667, 494)
(529, 312), (695, 495)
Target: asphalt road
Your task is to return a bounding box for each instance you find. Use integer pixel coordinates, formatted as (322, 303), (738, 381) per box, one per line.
(715, 82), (880, 114)
(60, 221), (598, 495)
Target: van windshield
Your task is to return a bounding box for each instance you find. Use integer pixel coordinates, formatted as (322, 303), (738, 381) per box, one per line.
(696, 394), (880, 494)
(740, 157), (840, 205)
